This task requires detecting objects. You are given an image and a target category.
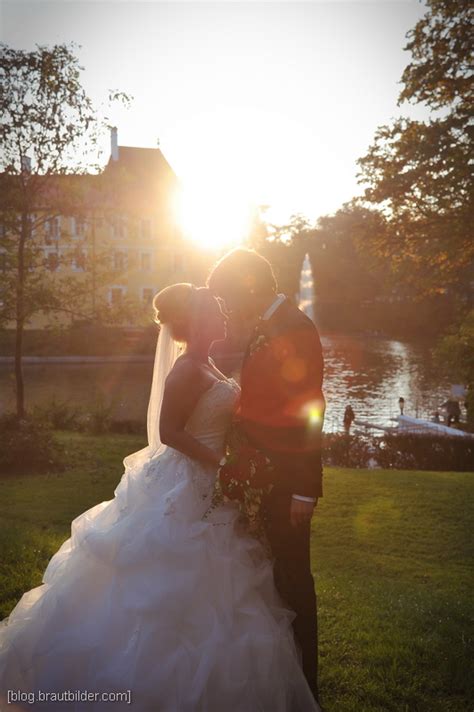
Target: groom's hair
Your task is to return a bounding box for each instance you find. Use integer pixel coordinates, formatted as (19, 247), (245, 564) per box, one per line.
(207, 248), (277, 296)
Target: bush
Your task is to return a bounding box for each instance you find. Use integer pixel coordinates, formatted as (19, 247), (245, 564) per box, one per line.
(322, 431), (474, 471)
(0, 413), (64, 476)
(30, 400), (144, 436)
(33, 398), (82, 431)
(374, 432), (474, 471)
(322, 433), (373, 468)
(109, 419), (144, 435)
(77, 398), (114, 435)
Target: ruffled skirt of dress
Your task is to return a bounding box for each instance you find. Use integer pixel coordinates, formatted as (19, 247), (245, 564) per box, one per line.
(0, 447), (319, 712)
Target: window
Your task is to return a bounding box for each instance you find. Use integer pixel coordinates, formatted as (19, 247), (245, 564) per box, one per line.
(140, 252), (151, 271)
(47, 253), (59, 271)
(114, 250), (127, 271)
(27, 213), (36, 237)
(54, 217), (60, 238)
(141, 218), (151, 239)
(114, 214), (127, 239)
(109, 286), (126, 305)
(72, 217), (86, 237)
(72, 250), (86, 271)
(45, 217), (60, 244)
(142, 288), (154, 304)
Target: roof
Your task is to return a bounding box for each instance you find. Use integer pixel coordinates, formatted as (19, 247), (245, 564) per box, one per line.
(0, 145), (180, 216)
(104, 145), (180, 213)
(105, 146), (177, 179)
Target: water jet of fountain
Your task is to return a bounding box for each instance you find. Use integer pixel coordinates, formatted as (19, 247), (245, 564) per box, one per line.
(298, 253), (315, 323)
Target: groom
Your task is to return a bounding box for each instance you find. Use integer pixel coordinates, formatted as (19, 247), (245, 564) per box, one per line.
(208, 248), (325, 703)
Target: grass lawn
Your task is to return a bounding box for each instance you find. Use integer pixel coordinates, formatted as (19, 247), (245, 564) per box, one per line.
(0, 432), (472, 711)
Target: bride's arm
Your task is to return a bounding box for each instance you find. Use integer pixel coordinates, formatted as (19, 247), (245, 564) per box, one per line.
(159, 360), (221, 468)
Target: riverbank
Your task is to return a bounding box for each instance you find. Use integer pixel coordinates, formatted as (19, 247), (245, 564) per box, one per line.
(0, 431), (472, 711)
(0, 355), (154, 364)
(0, 353), (243, 365)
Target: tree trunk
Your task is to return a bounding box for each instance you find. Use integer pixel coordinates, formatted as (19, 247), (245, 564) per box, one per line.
(14, 315), (25, 419)
(91, 214), (96, 320)
(15, 211), (27, 419)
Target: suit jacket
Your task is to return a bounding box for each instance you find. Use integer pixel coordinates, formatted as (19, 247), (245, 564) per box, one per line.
(239, 297), (326, 498)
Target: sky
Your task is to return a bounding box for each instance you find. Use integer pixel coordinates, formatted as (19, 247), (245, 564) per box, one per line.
(1, 0), (431, 245)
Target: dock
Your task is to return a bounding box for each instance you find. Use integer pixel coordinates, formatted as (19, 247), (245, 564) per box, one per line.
(394, 415), (474, 439)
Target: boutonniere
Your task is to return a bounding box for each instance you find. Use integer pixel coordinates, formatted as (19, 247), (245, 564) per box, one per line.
(249, 332), (269, 356)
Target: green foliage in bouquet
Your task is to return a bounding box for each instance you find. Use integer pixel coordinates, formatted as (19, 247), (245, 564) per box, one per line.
(204, 421), (275, 548)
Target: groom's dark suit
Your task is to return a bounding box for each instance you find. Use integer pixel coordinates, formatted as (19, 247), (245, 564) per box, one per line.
(239, 295), (325, 699)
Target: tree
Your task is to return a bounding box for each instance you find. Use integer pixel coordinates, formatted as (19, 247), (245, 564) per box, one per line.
(0, 42), (133, 418)
(355, 0), (473, 300)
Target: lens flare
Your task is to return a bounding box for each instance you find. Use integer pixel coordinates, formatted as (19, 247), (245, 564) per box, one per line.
(302, 401), (323, 427)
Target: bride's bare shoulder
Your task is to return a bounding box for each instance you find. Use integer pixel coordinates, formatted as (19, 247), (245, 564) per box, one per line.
(160, 357), (206, 416)
(165, 354), (216, 398)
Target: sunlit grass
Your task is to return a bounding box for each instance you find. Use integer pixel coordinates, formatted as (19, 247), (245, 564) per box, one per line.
(313, 467), (473, 711)
(0, 433), (472, 711)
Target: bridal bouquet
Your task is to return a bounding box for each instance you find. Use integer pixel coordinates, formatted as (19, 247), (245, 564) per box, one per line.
(206, 419), (275, 545)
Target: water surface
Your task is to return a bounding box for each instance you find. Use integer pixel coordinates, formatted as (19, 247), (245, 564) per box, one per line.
(0, 333), (455, 433)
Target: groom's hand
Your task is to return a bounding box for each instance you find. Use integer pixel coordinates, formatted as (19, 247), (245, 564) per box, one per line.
(290, 497), (316, 527)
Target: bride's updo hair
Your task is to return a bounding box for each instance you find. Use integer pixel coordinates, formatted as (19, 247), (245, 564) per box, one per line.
(152, 283), (201, 342)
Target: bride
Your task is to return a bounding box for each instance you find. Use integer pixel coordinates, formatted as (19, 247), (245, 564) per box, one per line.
(0, 283), (321, 712)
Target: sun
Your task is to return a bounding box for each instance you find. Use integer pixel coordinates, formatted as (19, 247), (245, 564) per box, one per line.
(168, 107), (271, 251)
(175, 178), (254, 251)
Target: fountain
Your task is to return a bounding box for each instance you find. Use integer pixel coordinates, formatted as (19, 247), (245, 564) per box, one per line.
(298, 253), (315, 323)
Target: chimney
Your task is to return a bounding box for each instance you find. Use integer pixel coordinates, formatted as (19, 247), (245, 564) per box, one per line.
(111, 126), (119, 161)
(20, 155), (31, 172)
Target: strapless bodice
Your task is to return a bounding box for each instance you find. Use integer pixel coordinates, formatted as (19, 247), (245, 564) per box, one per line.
(184, 377), (240, 455)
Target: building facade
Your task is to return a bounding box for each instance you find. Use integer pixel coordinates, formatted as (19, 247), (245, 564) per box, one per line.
(2, 128), (188, 329)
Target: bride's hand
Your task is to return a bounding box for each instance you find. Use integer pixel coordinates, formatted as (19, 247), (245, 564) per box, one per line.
(209, 451), (222, 468)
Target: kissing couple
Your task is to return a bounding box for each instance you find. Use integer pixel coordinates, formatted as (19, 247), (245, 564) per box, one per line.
(0, 248), (326, 711)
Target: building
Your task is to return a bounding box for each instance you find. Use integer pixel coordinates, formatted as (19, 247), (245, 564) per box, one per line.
(1, 128), (188, 329)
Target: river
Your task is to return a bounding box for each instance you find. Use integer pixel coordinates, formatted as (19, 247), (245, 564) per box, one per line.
(0, 332), (457, 433)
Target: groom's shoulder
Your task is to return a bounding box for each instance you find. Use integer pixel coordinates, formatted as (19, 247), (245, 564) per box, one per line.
(276, 297), (319, 334)
(272, 299), (323, 360)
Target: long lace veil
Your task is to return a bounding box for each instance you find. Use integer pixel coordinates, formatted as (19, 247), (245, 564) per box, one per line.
(123, 323), (181, 471)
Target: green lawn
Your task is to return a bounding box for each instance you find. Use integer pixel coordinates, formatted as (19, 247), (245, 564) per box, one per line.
(0, 432), (472, 711)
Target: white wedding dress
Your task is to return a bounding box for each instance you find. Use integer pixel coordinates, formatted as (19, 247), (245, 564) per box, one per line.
(0, 376), (320, 711)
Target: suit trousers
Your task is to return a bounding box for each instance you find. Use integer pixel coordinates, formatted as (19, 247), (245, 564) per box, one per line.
(262, 489), (319, 700)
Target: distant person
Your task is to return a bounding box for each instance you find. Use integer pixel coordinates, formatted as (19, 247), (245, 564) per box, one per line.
(441, 399), (461, 426)
(398, 397), (405, 415)
(343, 404), (355, 434)
(432, 411), (441, 423)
